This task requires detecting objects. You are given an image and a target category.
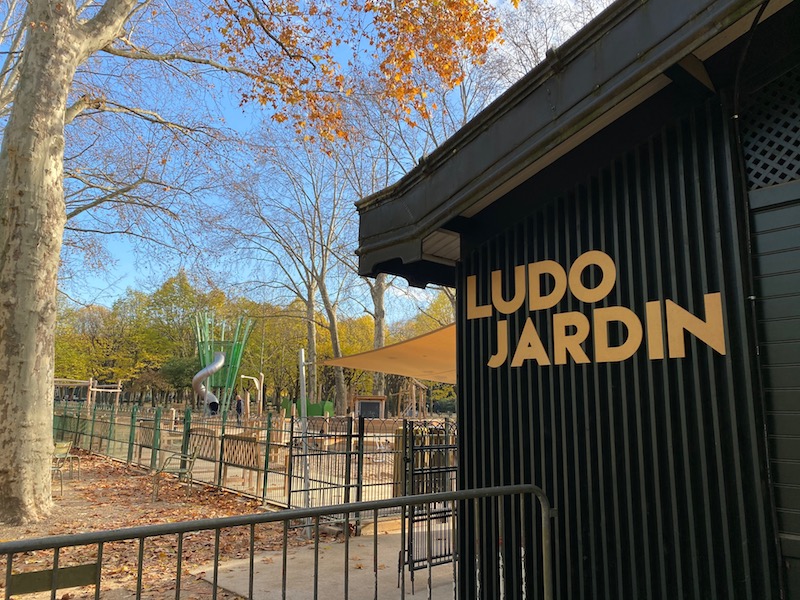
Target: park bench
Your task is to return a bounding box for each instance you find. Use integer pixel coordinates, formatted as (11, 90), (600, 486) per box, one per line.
(151, 448), (198, 501)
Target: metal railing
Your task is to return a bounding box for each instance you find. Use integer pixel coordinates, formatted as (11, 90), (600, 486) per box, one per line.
(0, 485), (554, 600)
(53, 403), (449, 516)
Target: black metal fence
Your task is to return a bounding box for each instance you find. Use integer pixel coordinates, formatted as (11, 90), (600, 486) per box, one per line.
(53, 403), (449, 520)
(402, 419), (458, 591)
(0, 485), (555, 600)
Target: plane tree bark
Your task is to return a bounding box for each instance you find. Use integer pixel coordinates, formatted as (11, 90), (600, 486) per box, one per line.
(0, 0), (139, 524)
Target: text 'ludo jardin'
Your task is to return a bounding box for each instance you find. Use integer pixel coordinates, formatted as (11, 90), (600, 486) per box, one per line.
(466, 250), (727, 369)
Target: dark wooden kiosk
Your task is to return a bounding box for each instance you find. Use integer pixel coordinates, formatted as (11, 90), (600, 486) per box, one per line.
(356, 0), (800, 597)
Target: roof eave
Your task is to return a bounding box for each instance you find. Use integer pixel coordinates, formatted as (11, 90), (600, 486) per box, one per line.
(357, 0), (773, 284)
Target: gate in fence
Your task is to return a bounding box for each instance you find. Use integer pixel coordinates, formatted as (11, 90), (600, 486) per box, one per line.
(401, 419), (458, 591)
(53, 403), (442, 523)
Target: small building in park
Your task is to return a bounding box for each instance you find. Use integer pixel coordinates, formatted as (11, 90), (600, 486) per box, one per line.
(356, 0), (800, 597)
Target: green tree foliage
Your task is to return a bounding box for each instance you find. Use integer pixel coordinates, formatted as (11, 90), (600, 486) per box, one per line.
(160, 356), (200, 392)
(146, 270), (218, 358)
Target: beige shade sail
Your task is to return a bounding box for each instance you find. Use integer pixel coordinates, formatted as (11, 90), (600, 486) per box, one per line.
(322, 323), (456, 384)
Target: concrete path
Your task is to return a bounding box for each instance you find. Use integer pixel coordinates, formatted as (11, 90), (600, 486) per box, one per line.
(198, 524), (456, 599)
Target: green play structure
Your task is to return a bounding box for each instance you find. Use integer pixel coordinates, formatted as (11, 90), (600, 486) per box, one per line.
(193, 312), (254, 413)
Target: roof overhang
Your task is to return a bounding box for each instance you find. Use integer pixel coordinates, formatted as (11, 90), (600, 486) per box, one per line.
(356, 0), (792, 288)
(322, 324), (456, 384)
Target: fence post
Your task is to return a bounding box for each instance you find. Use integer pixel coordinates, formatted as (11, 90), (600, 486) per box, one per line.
(181, 407), (192, 455)
(261, 412), (272, 504)
(286, 416), (295, 506)
(88, 402), (98, 453)
(355, 416), (365, 535)
(217, 408), (228, 487)
(60, 402), (68, 443)
(151, 407), (162, 471)
(108, 403), (117, 455)
(344, 416), (353, 505)
(74, 408), (83, 449)
(127, 405), (139, 465)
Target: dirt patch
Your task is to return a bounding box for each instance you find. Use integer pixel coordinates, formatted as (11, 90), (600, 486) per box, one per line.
(0, 452), (309, 599)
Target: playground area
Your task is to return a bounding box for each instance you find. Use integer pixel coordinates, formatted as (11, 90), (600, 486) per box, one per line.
(53, 402), (457, 518)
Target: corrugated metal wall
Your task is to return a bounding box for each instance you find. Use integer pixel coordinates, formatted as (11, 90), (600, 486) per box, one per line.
(744, 63), (800, 598)
(456, 100), (778, 599)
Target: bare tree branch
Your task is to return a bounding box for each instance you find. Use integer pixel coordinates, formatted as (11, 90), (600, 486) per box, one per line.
(65, 175), (155, 219)
(79, 99), (214, 135)
(78, 0), (145, 59)
(64, 94), (104, 124)
(101, 42), (261, 79)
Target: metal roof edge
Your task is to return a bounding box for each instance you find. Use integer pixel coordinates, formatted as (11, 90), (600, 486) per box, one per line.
(355, 0), (642, 213)
(357, 0), (769, 279)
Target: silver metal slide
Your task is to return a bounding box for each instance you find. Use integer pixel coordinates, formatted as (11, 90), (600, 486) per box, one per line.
(192, 351), (225, 414)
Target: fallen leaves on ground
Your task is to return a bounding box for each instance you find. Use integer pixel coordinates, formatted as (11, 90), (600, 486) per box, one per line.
(0, 453), (311, 599)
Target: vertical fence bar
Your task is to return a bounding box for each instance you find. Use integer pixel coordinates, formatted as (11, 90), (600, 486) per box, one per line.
(262, 412), (272, 504)
(498, 498), (505, 600)
(61, 402), (68, 442)
(344, 416), (353, 506)
(538, 491), (553, 600)
(94, 542), (104, 600)
(127, 405), (138, 465)
(453, 499), (460, 600)
(175, 532), (184, 600)
(284, 417), (294, 508)
(427, 500), (433, 600)
(150, 408), (162, 471)
(249, 523), (255, 600)
(313, 516), (320, 600)
(181, 407), (192, 456)
(74, 409), (83, 449)
(217, 411), (227, 487)
(373, 508), (379, 600)
(212, 528), (221, 600)
(5, 550), (13, 600)
(344, 509), (351, 598)
(50, 548), (59, 600)
(281, 521), (289, 600)
(89, 403), (97, 452)
(136, 538), (144, 600)
(356, 416), (365, 535)
(474, 497), (481, 600)
(108, 403), (116, 454)
(519, 498), (527, 600)
(400, 497), (407, 598)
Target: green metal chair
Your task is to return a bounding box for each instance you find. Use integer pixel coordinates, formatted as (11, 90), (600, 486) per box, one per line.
(51, 454), (66, 496)
(53, 440), (81, 479)
(152, 448), (198, 501)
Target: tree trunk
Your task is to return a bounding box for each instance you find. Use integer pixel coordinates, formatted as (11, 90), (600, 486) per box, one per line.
(0, 0), (138, 525)
(304, 288), (317, 404)
(0, 3), (87, 524)
(317, 283), (347, 415)
(369, 273), (388, 396)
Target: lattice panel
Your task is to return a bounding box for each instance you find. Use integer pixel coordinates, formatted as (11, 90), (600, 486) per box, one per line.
(742, 66), (800, 190)
(190, 428), (219, 461)
(137, 424), (155, 448)
(221, 434), (261, 469)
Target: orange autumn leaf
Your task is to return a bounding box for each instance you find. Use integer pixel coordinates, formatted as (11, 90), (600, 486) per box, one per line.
(208, 0), (505, 138)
